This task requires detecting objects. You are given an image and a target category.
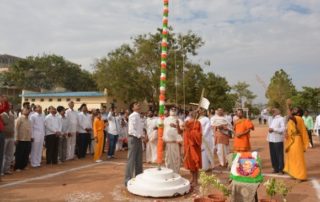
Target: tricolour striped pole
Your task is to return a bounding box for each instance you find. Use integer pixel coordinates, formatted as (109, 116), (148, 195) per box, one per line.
(157, 0), (169, 167)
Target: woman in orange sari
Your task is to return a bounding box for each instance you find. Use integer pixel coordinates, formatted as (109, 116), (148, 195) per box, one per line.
(93, 111), (106, 162)
(284, 107), (309, 181)
(183, 111), (202, 186)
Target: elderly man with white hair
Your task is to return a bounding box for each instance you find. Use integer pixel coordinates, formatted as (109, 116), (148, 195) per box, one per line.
(163, 107), (183, 174)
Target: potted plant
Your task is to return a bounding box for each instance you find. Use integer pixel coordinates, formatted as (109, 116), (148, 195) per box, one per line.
(275, 180), (292, 202)
(194, 171), (214, 202)
(207, 177), (230, 202)
(261, 178), (292, 202)
(262, 178), (277, 202)
(194, 171), (230, 202)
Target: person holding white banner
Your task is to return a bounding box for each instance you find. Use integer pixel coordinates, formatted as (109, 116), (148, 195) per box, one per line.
(198, 108), (214, 171)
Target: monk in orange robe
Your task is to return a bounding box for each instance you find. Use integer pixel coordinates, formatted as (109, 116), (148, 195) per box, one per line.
(93, 112), (106, 162)
(233, 109), (254, 152)
(284, 107), (309, 181)
(183, 111), (202, 186)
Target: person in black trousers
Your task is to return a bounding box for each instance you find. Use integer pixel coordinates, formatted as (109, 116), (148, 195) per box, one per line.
(267, 108), (285, 174)
(14, 108), (32, 171)
(44, 107), (62, 164)
(77, 104), (92, 158)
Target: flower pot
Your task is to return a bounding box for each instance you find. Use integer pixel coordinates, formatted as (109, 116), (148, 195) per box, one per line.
(259, 199), (277, 202)
(207, 194), (226, 202)
(194, 197), (215, 202)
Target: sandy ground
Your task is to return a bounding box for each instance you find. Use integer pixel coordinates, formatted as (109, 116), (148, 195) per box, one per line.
(0, 123), (319, 202)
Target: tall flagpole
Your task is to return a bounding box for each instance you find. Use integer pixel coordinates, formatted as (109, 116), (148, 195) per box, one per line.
(157, 0), (169, 168)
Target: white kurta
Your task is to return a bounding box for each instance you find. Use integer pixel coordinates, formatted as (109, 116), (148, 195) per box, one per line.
(65, 109), (78, 160)
(146, 117), (158, 163)
(163, 116), (183, 173)
(29, 112), (45, 167)
(199, 116), (214, 170)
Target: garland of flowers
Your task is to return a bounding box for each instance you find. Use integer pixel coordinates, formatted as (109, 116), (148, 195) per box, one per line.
(157, 0), (169, 164)
(230, 153), (264, 183)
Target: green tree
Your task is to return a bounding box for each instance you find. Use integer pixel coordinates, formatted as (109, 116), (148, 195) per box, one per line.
(292, 87), (320, 113)
(94, 29), (205, 107)
(204, 72), (236, 112)
(232, 81), (257, 107)
(266, 69), (296, 113)
(4, 54), (97, 91)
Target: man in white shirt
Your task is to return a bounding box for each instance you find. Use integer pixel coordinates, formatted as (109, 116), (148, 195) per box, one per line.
(77, 104), (92, 159)
(65, 101), (78, 160)
(198, 108), (214, 171)
(101, 106), (108, 153)
(145, 110), (158, 163)
(163, 107), (183, 174)
(57, 106), (70, 163)
(124, 102), (144, 186)
(29, 105), (45, 167)
(267, 108), (285, 174)
(314, 114), (320, 138)
(45, 106), (62, 165)
(107, 108), (120, 159)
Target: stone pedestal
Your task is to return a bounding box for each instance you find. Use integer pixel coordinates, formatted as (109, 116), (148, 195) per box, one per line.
(127, 167), (190, 197)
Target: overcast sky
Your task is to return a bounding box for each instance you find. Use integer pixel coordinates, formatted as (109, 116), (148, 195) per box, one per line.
(1, 0), (319, 103)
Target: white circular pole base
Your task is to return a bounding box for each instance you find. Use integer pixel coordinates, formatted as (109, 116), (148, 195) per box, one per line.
(127, 167), (190, 197)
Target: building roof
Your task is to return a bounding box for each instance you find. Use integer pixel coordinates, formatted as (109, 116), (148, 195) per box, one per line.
(21, 91), (104, 98)
(0, 54), (23, 67)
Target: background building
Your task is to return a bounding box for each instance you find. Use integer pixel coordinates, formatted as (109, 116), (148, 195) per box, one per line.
(20, 90), (128, 111)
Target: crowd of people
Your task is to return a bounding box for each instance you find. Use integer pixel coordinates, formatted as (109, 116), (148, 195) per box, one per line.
(0, 95), (318, 187)
(124, 102), (319, 187)
(0, 97), (131, 181)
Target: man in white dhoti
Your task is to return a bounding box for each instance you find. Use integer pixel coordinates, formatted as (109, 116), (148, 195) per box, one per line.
(198, 108), (214, 171)
(163, 107), (183, 174)
(145, 111), (158, 163)
(65, 101), (78, 160)
(29, 105), (45, 167)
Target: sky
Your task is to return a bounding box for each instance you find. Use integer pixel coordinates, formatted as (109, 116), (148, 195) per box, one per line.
(1, 0), (319, 103)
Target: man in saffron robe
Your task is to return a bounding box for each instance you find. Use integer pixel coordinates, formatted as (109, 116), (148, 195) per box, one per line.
(284, 107), (309, 181)
(93, 111), (105, 162)
(183, 111), (202, 186)
(233, 109), (254, 152)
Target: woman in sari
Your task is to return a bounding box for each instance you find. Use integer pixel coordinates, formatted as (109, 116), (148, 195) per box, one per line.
(283, 107), (309, 181)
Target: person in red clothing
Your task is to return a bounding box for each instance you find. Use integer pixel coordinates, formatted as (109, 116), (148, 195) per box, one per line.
(183, 111), (202, 186)
(0, 95), (9, 181)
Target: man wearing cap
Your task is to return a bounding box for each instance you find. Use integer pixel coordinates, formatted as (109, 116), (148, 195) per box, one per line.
(163, 107), (183, 174)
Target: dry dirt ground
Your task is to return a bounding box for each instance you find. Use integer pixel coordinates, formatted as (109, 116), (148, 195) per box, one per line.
(0, 123), (319, 202)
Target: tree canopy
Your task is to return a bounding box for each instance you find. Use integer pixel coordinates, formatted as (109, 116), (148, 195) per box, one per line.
(232, 81), (257, 106)
(94, 29), (238, 112)
(292, 87), (320, 113)
(266, 69), (296, 113)
(3, 54), (97, 91)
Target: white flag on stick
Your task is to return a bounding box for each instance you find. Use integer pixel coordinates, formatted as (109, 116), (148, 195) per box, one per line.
(199, 97), (210, 110)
